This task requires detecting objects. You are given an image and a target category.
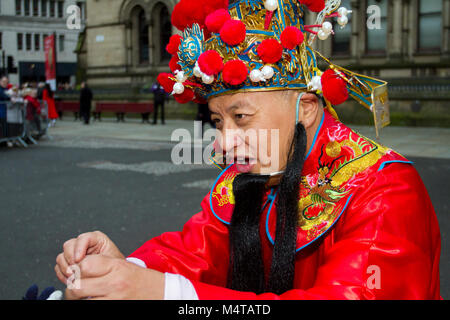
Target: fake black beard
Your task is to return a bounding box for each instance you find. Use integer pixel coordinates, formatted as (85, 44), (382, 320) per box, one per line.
(227, 122), (307, 295)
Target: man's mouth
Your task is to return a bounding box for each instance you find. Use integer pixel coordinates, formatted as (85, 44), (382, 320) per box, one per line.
(232, 156), (257, 173)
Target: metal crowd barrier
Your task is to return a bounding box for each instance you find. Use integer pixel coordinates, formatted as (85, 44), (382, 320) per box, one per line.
(0, 100), (50, 148)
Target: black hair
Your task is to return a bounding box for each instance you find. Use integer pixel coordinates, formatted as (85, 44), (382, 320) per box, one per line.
(266, 122), (306, 294)
(227, 122), (307, 295)
(228, 173), (269, 294)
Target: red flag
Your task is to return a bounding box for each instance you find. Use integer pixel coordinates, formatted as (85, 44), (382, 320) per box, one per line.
(44, 35), (56, 90)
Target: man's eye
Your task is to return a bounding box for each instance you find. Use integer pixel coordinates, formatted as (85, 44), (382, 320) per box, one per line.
(235, 114), (246, 120)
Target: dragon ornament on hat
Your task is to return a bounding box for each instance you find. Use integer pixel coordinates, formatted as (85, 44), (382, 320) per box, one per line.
(158, 0), (390, 137)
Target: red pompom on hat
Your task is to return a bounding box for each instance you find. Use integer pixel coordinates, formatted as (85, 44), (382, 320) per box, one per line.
(171, 0), (205, 31)
(280, 26), (304, 50)
(321, 69), (349, 105)
(205, 9), (231, 33)
(174, 88), (195, 104)
(204, 0), (229, 14)
(198, 50), (224, 76)
(220, 19), (246, 46)
(299, 0), (325, 13)
(169, 55), (181, 73)
(157, 73), (176, 93)
(222, 60), (248, 85)
(166, 35), (183, 55)
(172, 0), (229, 31)
(257, 39), (283, 64)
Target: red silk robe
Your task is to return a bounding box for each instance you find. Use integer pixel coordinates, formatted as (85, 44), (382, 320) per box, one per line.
(129, 110), (441, 300)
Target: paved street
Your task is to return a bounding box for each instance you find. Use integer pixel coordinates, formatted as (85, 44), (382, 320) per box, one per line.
(0, 119), (448, 299)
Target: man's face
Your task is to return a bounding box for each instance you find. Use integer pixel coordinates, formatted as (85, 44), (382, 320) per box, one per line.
(209, 91), (299, 174)
(0, 77), (9, 88)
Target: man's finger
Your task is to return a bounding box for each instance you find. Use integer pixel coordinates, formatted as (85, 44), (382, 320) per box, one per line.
(65, 277), (108, 300)
(62, 239), (77, 265)
(54, 264), (68, 285)
(78, 255), (113, 279)
(56, 253), (72, 278)
(73, 232), (104, 263)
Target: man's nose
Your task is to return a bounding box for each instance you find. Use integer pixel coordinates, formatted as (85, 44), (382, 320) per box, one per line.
(215, 125), (243, 155)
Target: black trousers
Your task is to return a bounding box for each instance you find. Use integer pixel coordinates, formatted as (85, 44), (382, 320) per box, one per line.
(153, 101), (165, 124)
(81, 107), (91, 124)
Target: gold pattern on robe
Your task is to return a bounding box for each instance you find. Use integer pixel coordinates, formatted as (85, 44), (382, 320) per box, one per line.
(298, 130), (391, 237)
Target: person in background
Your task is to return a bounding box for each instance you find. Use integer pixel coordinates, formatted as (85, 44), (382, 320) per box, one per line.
(79, 81), (93, 125)
(152, 82), (166, 125)
(23, 88), (42, 137)
(43, 83), (59, 127)
(0, 76), (11, 143)
(37, 82), (45, 100)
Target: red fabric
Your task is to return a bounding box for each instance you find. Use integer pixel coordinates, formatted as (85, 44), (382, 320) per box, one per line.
(281, 26), (305, 50)
(24, 95), (41, 120)
(299, 0), (325, 12)
(220, 19), (246, 46)
(129, 110), (441, 300)
(157, 73), (176, 93)
(198, 50), (224, 76)
(166, 35), (183, 55)
(321, 69), (349, 105)
(222, 60), (248, 85)
(174, 88), (195, 104)
(205, 9), (231, 33)
(257, 39), (283, 64)
(169, 55), (181, 73)
(171, 0), (229, 32)
(43, 88), (58, 119)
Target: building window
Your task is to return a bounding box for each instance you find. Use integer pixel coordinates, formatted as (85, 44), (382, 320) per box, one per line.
(59, 35), (65, 52)
(366, 0), (387, 54)
(159, 6), (172, 62)
(41, 0), (47, 17)
(24, 0), (31, 16)
(76, 1), (84, 20)
(139, 10), (149, 64)
(26, 34), (32, 51)
(17, 33), (23, 51)
(332, 0), (351, 56)
(50, 0), (55, 17)
(33, 0), (39, 16)
(418, 0), (442, 51)
(16, 0), (22, 15)
(57, 1), (64, 18)
(35, 34), (40, 51)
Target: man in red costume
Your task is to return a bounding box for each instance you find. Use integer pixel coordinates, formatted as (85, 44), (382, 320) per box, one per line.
(55, 0), (441, 300)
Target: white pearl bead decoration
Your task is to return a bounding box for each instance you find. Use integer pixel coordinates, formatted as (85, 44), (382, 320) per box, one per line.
(250, 69), (265, 83)
(172, 82), (185, 95)
(321, 21), (333, 34)
(317, 29), (329, 40)
(264, 0), (278, 11)
(261, 65), (274, 80)
(202, 73), (214, 84)
(337, 15), (348, 27)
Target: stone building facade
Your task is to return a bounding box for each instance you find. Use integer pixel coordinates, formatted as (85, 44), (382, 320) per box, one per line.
(78, 0), (176, 91)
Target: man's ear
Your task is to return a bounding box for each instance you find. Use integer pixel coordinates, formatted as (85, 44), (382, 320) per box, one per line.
(297, 93), (320, 129)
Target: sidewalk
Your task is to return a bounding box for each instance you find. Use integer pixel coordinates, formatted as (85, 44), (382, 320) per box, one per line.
(46, 117), (450, 160)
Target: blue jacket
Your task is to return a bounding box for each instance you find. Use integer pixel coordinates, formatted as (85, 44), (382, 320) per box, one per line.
(0, 86), (10, 119)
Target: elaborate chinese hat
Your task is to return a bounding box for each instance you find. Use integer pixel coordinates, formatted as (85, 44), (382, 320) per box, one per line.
(158, 0), (390, 135)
